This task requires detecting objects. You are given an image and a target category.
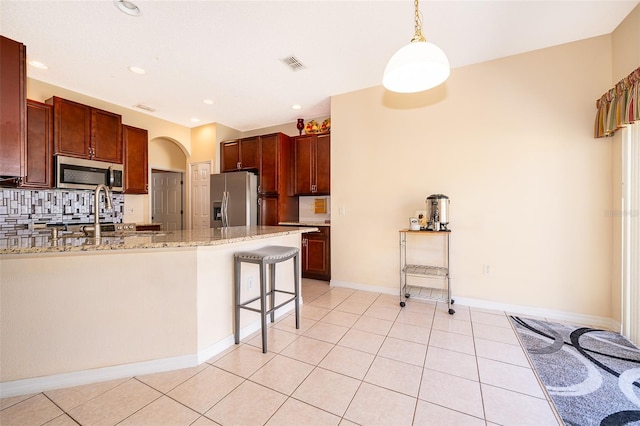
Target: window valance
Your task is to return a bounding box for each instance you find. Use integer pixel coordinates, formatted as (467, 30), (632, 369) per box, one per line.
(594, 66), (640, 138)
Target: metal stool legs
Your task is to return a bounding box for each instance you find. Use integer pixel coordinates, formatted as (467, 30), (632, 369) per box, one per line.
(234, 246), (300, 353)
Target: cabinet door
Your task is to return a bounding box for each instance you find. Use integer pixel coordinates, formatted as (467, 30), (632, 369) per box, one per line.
(258, 196), (279, 226)
(0, 36), (26, 179)
(123, 125), (148, 194)
(239, 137), (259, 170)
(259, 134), (279, 194)
(315, 134), (330, 194)
(221, 140), (240, 172)
(21, 100), (53, 188)
(92, 108), (123, 163)
(302, 227), (331, 280)
(50, 97), (91, 158)
(294, 135), (314, 195)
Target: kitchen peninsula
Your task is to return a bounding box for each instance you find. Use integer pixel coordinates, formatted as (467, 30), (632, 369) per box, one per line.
(0, 226), (315, 397)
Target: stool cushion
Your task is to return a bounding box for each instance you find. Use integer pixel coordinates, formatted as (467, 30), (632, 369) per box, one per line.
(235, 245), (299, 261)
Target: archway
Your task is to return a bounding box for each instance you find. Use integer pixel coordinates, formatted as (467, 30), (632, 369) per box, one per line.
(149, 137), (188, 230)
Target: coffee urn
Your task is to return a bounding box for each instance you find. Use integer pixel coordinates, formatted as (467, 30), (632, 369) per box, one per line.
(426, 194), (450, 231)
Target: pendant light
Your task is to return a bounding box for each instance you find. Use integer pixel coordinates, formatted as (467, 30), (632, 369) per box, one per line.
(383, 0), (450, 93)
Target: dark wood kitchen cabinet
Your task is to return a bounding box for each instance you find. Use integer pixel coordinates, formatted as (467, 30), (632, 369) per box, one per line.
(21, 100), (53, 189)
(123, 125), (148, 194)
(258, 196), (279, 226)
(47, 96), (123, 163)
(294, 133), (330, 195)
(220, 137), (259, 172)
(302, 226), (331, 281)
(257, 133), (298, 225)
(0, 35), (26, 181)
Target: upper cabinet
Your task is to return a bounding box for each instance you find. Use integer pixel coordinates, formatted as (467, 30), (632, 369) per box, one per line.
(294, 133), (330, 195)
(220, 137), (259, 172)
(47, 96), (123, 164)
(92, 108), (123, 163)
(21, 100), (54, 189)
(0, 36), (27, 181)
(123, 125), (149, 194)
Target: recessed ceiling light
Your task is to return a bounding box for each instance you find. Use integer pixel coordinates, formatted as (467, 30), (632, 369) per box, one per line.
(128, 66), (146, 75)
(28, 60), (48, 70)
(291, 104), (302, 110)
(190, 118), (201, 123)
(114, 0), (141, 16)
(203, 99), (214, 105)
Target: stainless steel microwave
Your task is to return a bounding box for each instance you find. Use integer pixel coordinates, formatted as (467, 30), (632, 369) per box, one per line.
(55, 155), (124, 191)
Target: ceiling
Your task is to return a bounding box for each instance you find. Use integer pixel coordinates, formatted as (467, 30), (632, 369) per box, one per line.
(1, 1), (637, 132)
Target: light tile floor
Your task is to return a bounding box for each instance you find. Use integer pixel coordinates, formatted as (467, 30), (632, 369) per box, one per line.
(0, 279), (562, 426)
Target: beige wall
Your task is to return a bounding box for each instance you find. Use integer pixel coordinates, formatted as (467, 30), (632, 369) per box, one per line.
(190, 123), (217, 164)
(611, 3), (640, 82)
(331, 35), (614, 320)
(609, 3), (640, 322)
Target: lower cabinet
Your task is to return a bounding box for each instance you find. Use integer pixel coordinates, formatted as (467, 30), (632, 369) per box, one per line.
(302, 226), (331, 281)
(258, 196), (279, 226)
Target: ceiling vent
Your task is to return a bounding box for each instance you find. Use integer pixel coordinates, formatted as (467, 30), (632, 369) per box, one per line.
(280, 55), (306, 71)
(134, 104), (156, 112)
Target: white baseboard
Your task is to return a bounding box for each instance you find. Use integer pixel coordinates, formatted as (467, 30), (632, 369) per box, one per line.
(330, 280), (621, 331)
(0, 354), (198, 399)
(0, 299), (300, 399)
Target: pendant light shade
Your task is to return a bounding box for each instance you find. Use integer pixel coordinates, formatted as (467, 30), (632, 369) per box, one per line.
(383, 0), (450, 93)
(383, 41), (450, 93)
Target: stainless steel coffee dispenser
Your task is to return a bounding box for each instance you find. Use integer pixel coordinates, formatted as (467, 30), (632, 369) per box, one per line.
(426, 194), (450, 231)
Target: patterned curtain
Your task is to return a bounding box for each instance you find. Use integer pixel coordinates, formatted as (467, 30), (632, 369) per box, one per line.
(594, 67), (640, 138)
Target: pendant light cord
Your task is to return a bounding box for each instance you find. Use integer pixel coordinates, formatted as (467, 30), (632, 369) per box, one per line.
(412, 0), (426, 42)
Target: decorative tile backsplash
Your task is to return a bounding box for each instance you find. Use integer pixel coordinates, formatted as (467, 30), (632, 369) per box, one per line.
(0, 188), (124, 238)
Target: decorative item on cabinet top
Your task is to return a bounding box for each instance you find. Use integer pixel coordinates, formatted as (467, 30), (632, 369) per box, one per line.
(321, 118), (331, 133)
(303, 118), (331, 135)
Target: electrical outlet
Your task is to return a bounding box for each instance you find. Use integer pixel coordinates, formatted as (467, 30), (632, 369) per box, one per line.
(483, 265), (491, 275)
(247, 277), (253, 290)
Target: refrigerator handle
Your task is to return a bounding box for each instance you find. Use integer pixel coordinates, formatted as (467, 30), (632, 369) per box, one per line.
(222, 191), (229, 227)
(222, 191), (226, 227)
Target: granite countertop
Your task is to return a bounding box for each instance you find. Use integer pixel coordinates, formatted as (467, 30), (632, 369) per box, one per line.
(279, 221), (331, 227)
(0, 226), (317, 255)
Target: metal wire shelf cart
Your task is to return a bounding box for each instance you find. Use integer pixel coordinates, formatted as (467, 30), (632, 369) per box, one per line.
(399, 229), (455, 314)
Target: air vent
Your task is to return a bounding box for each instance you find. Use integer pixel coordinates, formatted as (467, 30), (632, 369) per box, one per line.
(280, 55), (306, 71)
(134, 104), (156, 112)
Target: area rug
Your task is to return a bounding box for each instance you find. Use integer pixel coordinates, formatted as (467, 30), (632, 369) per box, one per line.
(510, 316), (640, 426)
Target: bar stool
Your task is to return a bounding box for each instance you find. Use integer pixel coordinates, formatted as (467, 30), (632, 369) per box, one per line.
(234, 245), (300, 353)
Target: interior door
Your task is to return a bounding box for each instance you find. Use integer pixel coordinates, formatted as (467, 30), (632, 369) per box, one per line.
(190, 162), (211, 231)
(152, 170), (183, 231)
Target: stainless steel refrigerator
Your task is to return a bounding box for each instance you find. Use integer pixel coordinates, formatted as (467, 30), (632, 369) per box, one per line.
(210, 171), (258, 227)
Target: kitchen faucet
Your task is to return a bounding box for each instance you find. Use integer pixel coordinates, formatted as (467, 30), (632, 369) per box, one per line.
(88, 184), (113, 240)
